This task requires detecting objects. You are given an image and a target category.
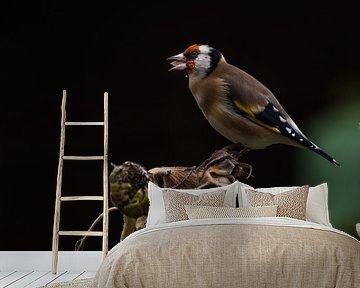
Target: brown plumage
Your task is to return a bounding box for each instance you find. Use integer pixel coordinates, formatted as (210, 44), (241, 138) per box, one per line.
(167, 44), (339, 166)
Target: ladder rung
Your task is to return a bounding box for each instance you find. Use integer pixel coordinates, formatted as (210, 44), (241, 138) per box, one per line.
(59, 231), (103, 236)
(65, 122), (104, 126)
(61, 196), (104, 201)
(63, 156), (104, 160)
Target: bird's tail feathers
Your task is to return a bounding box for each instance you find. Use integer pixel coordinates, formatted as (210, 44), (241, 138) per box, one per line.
(300, 137), (340, 166)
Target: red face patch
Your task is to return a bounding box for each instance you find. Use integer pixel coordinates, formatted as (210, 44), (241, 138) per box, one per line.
(184, 44), (200, 55)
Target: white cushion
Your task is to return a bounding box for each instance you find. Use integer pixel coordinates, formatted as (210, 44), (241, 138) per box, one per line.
(184, 205), (278, 219)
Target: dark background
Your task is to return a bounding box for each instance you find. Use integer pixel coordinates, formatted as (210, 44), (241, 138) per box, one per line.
(1, 1), (359, 251)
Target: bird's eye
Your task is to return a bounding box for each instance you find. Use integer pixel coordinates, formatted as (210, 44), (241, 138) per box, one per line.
(190, 52), (198, 58)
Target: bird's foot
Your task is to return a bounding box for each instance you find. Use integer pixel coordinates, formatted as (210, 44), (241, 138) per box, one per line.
(196, 144), (250, 171)
(193, 145), (253, 181)
(160, 145), (253, 189)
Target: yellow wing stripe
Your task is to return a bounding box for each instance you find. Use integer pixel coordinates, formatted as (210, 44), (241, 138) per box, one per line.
(234, 100), (281, 134)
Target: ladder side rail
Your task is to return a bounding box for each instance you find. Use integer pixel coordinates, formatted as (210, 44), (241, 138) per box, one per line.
(52, 90), (67, 274)
(102, 92), (109, 258)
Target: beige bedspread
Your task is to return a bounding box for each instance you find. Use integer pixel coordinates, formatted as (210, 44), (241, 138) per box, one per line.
(92, 218), (360, 288)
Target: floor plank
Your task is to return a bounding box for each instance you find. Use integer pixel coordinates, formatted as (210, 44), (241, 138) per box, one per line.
(0, 272), (16, 281)
(24, 271), (67, 288)
(0, 271), (32, 287)
(76, 271), (96, 280)
(48, 271), (84, 284)
(6, 271), (49, 288)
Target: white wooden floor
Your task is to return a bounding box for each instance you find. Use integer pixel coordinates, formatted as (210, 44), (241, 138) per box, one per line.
(0, 251), (102, 288)
(0, 270), (95, 288)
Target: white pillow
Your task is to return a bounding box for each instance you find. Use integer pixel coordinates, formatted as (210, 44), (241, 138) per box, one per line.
(238, 183), (331, 227)
(146, 181), (244, 228)
(184, 205), (278, 219)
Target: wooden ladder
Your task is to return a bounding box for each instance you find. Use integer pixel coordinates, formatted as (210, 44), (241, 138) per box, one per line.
(52, 90), (109, 274)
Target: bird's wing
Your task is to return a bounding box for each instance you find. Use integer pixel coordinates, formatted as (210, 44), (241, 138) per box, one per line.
(222, 64), (307, 140)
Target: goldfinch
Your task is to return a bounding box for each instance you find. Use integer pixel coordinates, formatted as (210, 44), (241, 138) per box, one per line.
(167, 44), (339, 166)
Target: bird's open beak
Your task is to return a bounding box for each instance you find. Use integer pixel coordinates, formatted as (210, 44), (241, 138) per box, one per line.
(167, 53), (187, 71)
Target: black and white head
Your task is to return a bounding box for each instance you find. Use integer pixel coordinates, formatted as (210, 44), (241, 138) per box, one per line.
(167, 44), (224, 79)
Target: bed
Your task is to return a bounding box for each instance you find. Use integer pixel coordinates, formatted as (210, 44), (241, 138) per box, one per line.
(92, 181), (360, 288)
